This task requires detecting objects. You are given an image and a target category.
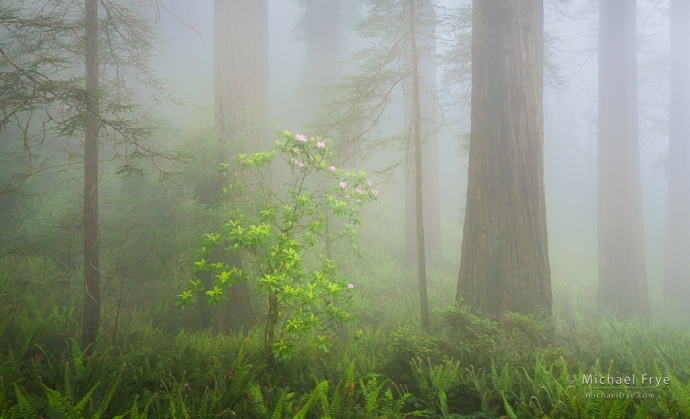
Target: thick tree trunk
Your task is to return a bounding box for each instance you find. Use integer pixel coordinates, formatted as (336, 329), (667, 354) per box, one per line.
(597, 0), (649, 317)
(409, 0), (430, 333)
(663, 0), (690, 307)
(456, 0), (551, 318)
(81, 0), (100, 349)
(405, 0), (441, 265)
(214, 0), (270, 330)
(215, 0), (269, 154)
(302, 0), (339, 89)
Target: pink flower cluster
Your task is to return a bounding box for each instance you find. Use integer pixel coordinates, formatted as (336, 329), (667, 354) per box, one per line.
(335, 177), (379, 199)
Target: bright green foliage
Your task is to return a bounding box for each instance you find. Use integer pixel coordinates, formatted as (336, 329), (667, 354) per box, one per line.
(289, 360), (423, 419)
(411, 358), (461, 416)
(177, 131), (378, 361)
(40, 362), (124, 419)
(653, 360), (690, 418)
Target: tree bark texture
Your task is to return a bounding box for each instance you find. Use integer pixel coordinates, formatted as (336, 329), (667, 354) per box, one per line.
(214, 0), (270, 330)
(663, 0), (690, 306)
(81, 0), (100, 349)
(597, 0), (649, 317)
(408, 0), (430, 332)
(215, 0), (269, 154)
(456, 0), (551, 318)
(405, 0), (441, 265)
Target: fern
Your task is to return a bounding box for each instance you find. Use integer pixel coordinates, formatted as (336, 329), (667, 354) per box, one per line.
(40, 363), (124, 419)
(654, 362), (690, 419)
(292, 380), (328, 419)
(411, 358), (460, 415)
(4, 384), (36, 419)
(122, 394), (157, 419)
(360, 375), (389, 418)
(500, 391), (518, 419)
(269, 388), (294, 419)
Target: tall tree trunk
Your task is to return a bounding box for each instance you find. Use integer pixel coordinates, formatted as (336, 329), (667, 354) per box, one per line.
(215, 0), (269, 154)
(662, 0), (690, 307)
(405, 0), (441, 265)
(214, 0), (270, 331)
(81, 0), (100, 349)
(302, 0), (339, 93)
(301, 0), (340, 257)
(597, 0), (649, 317)
(456, 0), (551, 318)
(409, 0), (430, 333)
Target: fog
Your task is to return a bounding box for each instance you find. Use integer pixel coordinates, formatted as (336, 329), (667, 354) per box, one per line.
(1, 0), (688, 417)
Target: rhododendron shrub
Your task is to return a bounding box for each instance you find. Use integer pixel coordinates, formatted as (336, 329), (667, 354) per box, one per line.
(176, 130), (378, 363)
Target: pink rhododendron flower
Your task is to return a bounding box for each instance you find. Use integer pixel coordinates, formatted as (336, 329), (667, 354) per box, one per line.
(347, 283), (354, 289)
(372, 189), (378, 196)
(299, 162), (305, 167)
(366, 180), (373, 186)
(310, 136), (315, 141)
(356, 188), (363, 194)
(329, 166), (336, 172)
(317, 141), (325, 148)
(340, 181), (347, 188)
(296, 134), (307, 142)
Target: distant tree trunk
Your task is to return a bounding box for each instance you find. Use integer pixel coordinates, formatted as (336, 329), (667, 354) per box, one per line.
(214, 0), (269, 330)
(597, 0), (649, 317)
(405, 0), (441, 265)
(662, 0), (690, 307)
(302, 0), (339, 94)
(409, 0), (430, 333)
(301, 0), (340, 257)
(215, 0), (269, 154)
(81, 0), (100, 349)
(456, 0), (551, 318)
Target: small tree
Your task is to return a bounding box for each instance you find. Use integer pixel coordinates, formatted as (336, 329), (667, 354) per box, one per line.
(176, 131), (378, 365)
(0, 0), (182, 349)
(314, 0), (440, 333)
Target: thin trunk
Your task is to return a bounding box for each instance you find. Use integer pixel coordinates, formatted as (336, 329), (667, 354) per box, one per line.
(457, 0), (551, 318)
(112, 271), (125, 347)
(663, 0), (690, 307)
(265, 292), (279, 367)
(405, 0), (440, 264)
(597, 0), (649, 317)
(81, 0), (100, 349)
(65, 251), (71, 335)
(410, 0), (430, 333)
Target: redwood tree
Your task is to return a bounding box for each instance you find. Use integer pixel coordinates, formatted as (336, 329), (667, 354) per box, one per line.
(597, 0), (649, 317)
(215, 0), (269, 154)
(456, 0), (552, 318)
(300, 0), (340, 94)
(214, 0), (270, 329)
(662, 0), (690, 307)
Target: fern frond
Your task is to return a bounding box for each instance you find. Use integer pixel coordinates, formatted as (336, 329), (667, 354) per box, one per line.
(293, 380), (328, 419)
(270, 387), (293, 419)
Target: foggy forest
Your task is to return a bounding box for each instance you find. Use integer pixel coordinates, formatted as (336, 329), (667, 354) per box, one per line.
(1, 0), (689, 417)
